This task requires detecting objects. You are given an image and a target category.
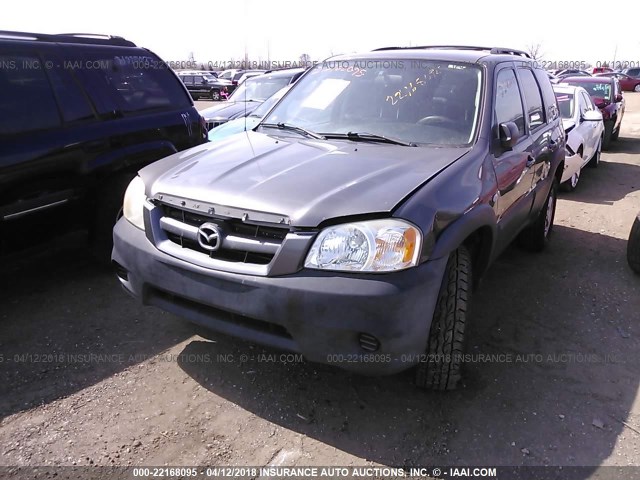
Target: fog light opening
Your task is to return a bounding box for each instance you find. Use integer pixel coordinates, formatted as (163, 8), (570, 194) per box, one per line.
(358, 333), (380, 352)
(112, 261), (129, 282)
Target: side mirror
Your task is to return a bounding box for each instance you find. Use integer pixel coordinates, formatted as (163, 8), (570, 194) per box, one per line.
(582, 110), (602, 122)
(615, 93), (623, 102)
(499, 122), (520, 150)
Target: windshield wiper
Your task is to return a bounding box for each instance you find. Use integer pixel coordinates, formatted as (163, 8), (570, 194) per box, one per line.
(322, 132), (417, 147)
(260, 123), (325, 139)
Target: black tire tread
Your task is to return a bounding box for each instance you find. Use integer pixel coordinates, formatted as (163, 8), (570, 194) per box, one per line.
(415, 246), (471, 390)
(627, 216), (640, 274)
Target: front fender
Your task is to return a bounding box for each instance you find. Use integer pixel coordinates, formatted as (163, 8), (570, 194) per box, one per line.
(429, 204), (497, 261)
(87, 141), (179, 175)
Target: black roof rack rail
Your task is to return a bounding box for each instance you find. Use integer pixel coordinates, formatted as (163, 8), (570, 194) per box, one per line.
(373, 45), (531, 58)
(0, 30), (136, 47)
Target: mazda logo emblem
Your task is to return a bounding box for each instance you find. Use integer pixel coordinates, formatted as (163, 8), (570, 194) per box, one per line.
(197, 223), (222, 251)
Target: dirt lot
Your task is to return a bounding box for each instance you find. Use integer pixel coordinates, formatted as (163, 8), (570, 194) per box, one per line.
(1, 94), (640, 477)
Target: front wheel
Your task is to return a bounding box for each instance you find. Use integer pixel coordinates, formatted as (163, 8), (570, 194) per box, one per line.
(627, 216), (640, 274)
(588, 136), (602, 168)
(634, 84), (640, 93)
(211, 89), (220, 101)
(518, 179), (558, 252)
(415, 245), (471, 390)
(563, 171), (580, 192)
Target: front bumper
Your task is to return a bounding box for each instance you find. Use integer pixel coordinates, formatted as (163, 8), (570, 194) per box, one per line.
(112, 218), (448, 375)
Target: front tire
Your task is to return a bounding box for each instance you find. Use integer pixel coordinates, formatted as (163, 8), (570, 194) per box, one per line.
(588, 136), (602, 168)
(211, 89), (220, 101)
(415, 246), (471, 390)
(519, 179), (558, 252)
(627, 216), (640, 274)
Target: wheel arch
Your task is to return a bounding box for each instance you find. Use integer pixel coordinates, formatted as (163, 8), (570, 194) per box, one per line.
(428, 205), (497, 290)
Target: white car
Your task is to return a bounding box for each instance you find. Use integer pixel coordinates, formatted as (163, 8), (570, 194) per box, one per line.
(553, 84), (605, 191)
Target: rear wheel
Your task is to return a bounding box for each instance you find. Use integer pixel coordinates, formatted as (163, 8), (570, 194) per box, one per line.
(612, 123), (621, 141)
(627, 216), (640, 274)
(415, 246), (471, 390)
(603, 122), (613, 149)
(519, 179), (558, 252)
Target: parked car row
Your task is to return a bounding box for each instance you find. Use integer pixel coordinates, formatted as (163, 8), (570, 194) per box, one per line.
(553, 84), (604, 191)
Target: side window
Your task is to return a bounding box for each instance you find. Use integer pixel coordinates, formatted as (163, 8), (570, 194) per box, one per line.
(0, 53), (62, 135)
(81, 52), (192, 113)
(578, 93), (588, 115)
(194, 75), (203, 85)
(518, 69), (545, 130)
(495, 68), (525, 136)
(183, 75), (193, 86)
(42, 54), (95, 124)
(533, 68), (559, 122)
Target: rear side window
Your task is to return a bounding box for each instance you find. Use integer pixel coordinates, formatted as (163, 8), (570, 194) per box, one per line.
(533, 68), (559, 122)
(518, 69), (545, 130)
(42, 54), (95, 124)
(0, 53), (62, 135)
(82, 52), (191, 113)
(495, 68), (525, 135)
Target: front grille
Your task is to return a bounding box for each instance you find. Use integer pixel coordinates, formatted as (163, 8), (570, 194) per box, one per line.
(206, 120), (227, 130)
(158, 204), (289, 265)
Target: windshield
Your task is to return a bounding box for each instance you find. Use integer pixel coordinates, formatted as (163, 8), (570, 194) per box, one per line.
(260, 60), (482, 146)
(229, 75), (292, 102)
(249, 87), (290, 117)
(565, 82), (612, 101)
(554, 92), (575, 119)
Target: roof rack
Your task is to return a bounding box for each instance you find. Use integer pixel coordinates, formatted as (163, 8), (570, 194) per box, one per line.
(0, 30), (136, 47)
(373, 45), (531, 58)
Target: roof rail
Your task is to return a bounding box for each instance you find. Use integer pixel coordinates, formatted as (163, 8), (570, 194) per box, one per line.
(373, 45), (531, 58)
(0, 30), (136, 47)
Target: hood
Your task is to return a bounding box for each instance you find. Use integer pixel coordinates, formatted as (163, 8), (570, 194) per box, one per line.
(140, 132), (470, 227)
(200, 101), (261, 121)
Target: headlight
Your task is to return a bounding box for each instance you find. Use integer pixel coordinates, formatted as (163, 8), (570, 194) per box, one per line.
(304, 219), (422, 272)
(122, 176), (146, 230)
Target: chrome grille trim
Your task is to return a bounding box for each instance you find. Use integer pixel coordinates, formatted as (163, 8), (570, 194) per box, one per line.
(159, 216), (281, 255)
(151, 192), (290, 226)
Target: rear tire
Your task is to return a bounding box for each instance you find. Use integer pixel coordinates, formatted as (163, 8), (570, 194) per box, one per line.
(627, 216), (640, 274)
(603, 122), (613, 150)
(518, 179), (558, 252)
(612, 123), (620, 141)
(415, 246), (471, 391)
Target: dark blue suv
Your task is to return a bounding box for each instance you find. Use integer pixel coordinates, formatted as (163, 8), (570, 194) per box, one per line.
(0, 31), (207, 257)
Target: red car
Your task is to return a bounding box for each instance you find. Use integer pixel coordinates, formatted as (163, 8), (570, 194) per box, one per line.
(594, 72), (640, 92)
(560, 76), (625, 148)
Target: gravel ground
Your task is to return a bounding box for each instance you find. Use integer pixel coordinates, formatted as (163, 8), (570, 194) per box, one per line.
(1, 95), (640, 478)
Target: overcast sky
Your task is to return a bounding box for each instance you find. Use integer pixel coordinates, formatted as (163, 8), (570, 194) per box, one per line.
(4, 0), (639, 68)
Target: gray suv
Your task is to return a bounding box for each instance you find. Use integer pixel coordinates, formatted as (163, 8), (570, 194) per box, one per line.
(112, 46), (565, 390)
